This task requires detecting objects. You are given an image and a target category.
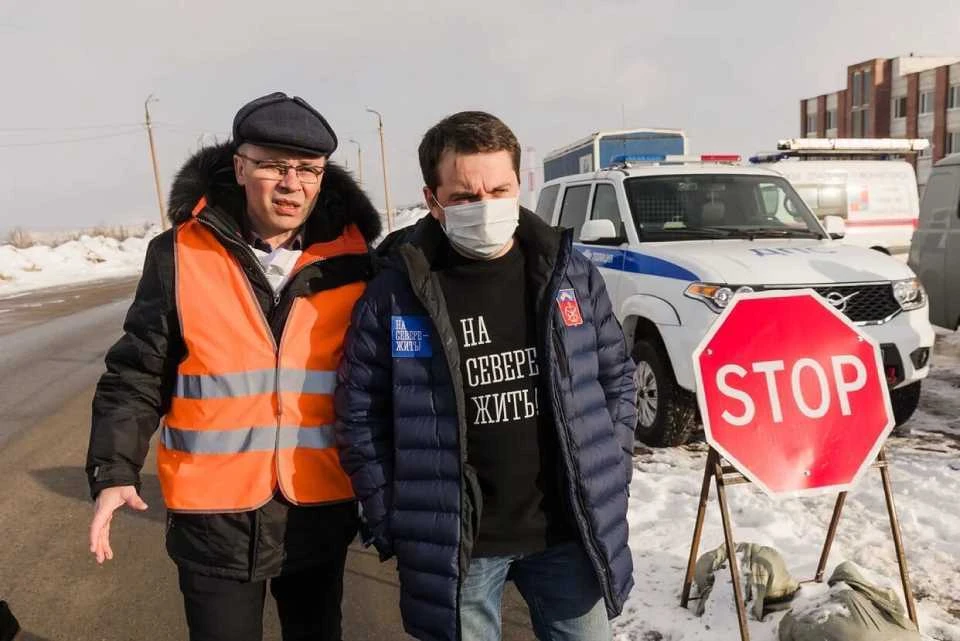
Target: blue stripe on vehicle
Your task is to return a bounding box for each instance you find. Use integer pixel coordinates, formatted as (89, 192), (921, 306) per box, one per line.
(574, 244), (699, 282)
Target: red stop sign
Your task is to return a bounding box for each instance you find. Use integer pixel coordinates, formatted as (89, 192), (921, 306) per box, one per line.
(693, 290), (894, 496)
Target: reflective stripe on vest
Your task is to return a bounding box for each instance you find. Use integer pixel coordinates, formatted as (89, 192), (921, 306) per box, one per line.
(160, 424), (337, 453)
(174, 368), (337, 399)
(159, 215), (367, 512)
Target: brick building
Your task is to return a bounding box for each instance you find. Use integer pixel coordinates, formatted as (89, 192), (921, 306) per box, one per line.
(800, 55), (960, 186)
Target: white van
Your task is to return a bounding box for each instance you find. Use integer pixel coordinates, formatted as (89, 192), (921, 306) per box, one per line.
(537, 155), (935, 446)
(908, 154), (960, 330)
(752, 139), (927, 255)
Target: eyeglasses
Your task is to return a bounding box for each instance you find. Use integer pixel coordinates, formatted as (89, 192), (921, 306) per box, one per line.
(236, 152), (325, 184)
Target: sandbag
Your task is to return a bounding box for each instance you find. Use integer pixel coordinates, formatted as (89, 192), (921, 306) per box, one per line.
(692, 542), (800, 621)
(778, 562), (920, 641)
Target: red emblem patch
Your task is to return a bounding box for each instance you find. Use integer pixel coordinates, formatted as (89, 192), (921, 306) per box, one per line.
(556, 289), (583, 327)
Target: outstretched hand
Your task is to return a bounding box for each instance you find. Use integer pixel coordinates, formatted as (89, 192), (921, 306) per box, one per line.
(88, 485), (148, 564)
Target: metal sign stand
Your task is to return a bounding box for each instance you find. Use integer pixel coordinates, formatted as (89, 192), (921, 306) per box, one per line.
(679, 447), (917, 641)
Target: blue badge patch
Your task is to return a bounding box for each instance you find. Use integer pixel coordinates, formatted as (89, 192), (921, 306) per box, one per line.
(391, 316), (433, 358)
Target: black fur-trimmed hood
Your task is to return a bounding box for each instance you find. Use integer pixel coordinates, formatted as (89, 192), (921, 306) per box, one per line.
(166, 142), (382, 243)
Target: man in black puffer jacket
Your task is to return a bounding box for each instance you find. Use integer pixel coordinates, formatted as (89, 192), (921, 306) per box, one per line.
(336, 111), (637, 641)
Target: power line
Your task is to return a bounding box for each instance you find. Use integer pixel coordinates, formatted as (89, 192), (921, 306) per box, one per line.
(0, 122), (231, 143)
(0, 123), (143, 133)
(0, 129), (143, 148)
(154, 124), (231, 137)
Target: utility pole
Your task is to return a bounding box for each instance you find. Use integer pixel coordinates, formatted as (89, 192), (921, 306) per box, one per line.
(144, 94), (166, 230)
(366, 108), (393, 233)
(348, 138), (363, 187)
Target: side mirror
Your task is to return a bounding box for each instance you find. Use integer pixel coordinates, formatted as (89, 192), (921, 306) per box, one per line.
(579, 219), (623, 245)
(823, 215), (846, 240)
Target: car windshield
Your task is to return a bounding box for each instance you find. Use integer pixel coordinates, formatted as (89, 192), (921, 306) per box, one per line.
(623, 174), (826, 240)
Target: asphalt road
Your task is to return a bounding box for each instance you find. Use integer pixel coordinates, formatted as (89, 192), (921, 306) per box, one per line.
(0, 279), (535, 641)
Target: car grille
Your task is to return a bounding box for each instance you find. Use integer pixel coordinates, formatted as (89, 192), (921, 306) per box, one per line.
(779, 284), (901, 324)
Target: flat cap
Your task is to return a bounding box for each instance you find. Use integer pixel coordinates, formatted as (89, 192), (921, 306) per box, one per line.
(232, 92), (337, 156)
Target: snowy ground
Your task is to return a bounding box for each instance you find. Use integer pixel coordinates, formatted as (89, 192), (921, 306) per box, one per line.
(0, 230), (159, 296)
(615, 330), (960, 641)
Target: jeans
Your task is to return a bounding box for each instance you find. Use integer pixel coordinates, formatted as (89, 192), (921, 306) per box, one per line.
(460, 542), (612, 641)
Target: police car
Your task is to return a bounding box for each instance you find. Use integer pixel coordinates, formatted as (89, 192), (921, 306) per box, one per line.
(535, 154), (935, 446)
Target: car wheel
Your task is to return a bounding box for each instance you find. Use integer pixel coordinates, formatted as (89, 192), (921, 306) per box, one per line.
(632, 339), (698, 447)
(890, 381), (922, 435)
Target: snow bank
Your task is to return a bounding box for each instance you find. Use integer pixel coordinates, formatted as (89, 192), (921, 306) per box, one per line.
(0, 229), (159, 296)
(376, 207), (429, 244)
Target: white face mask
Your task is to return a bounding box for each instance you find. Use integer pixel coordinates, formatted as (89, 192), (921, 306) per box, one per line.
(434, 195), (520, 259)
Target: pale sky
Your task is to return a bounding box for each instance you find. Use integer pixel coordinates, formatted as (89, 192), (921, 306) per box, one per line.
(1, 0), (958, 233)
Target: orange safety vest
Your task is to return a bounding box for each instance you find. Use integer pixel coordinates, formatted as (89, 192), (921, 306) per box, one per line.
(158, 202), (367, 512)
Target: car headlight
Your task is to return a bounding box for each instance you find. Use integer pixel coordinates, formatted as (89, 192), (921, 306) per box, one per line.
(685, 283), (755, 312)
(893, 278), (926, 311)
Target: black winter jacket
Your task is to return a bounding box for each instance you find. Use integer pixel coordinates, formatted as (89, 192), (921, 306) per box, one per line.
(86, 142), (382, 581)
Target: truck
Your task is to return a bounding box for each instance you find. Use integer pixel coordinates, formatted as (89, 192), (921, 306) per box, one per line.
(750, 138), (929, 255)
(543, 128), (687, 182)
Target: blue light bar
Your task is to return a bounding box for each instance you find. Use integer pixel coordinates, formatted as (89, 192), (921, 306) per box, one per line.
(749, 152), (790, 164)
(610, 153), (667, 164)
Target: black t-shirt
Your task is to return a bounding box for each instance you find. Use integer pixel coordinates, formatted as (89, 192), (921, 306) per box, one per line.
(436, 238), (572, 557)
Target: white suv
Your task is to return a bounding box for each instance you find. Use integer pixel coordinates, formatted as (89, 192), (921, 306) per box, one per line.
(536, 158), (935, 446)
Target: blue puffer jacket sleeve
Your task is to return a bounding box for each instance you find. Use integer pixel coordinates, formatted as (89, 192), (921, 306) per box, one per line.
(335, 289), (395, 560)
(586, 261), (638, 487)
